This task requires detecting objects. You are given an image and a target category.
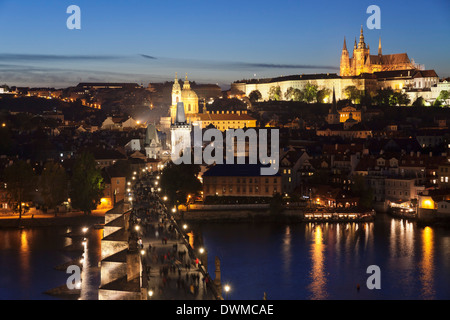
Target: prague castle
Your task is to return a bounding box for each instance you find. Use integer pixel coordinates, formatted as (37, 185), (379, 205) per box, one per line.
(231, 26), (439, 103)
(340, 26), (415, 76)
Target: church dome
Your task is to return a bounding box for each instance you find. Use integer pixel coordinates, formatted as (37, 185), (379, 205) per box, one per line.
(180, 74), (199, 114)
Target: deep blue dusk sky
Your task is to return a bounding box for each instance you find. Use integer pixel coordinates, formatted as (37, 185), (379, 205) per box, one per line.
(0, 0), (449, 88)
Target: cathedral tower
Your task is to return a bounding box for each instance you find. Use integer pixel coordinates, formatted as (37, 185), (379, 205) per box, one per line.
(170, 73), (182, 121)
(340, 26), (414, 77)
(340, 37), (351, 76)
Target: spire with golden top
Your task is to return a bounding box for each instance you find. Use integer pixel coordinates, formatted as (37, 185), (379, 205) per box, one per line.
(378, 37), (382, 56)
(183, 73), (191, 90)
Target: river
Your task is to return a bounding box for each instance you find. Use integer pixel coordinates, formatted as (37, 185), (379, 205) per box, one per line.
(0, 213), (449, 300)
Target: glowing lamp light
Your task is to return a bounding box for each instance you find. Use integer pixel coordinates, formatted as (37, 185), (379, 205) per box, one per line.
(422, 199), (434, 209)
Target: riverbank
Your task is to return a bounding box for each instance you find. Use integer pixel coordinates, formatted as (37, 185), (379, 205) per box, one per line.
(175, 208), (375, 223)
(0, 211), (106, 229)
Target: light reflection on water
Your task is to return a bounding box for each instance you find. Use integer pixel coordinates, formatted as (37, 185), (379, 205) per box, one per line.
(308, 225), (327, 300)
(0, 214), (449, 300)
(200, 214), (450, 300)
(0, 226), (102, 300)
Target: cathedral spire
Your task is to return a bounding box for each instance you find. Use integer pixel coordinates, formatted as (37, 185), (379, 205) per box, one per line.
(342, 37), (348, 52)
(358, 25), (365, 49)
(378, 37), (382, 56)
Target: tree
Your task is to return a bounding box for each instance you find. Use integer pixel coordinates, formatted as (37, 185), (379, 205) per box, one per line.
(248, 90), (262, 103)
(316, 88), (331, 103)
(268, 86), (282, 101)
(40, 162), (68, 214)
(437, 90), (450, 105)
(285, 87), (303, 101)
(373, 88), (394, 106)
(160, 162), (202, 208)
(412, 96), (425, 107)
(70, 151), (105, 215)
(302, 82), (318, 103)
(4, 161), (36, 219)
(389, 91), (410, 106)
(344, 86), (362, 104)
(433, 98), (442, 107)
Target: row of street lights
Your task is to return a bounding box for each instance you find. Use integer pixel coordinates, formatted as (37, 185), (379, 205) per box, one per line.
(134, 170), (232, 300)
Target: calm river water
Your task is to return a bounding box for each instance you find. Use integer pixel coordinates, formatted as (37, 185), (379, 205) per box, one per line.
(1, 213), (450, 300)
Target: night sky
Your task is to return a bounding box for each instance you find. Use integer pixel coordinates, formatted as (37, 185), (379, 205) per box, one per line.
(0, 0), (449, 88)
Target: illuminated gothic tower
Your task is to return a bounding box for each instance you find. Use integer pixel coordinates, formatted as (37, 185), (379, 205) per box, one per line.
(352, 25), (371, 76)
(340, 37), (351, 77)
(340, 26), (414, 76)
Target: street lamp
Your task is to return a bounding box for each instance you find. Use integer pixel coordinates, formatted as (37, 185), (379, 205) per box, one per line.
(224, 284), (231, 299)
(163, 196), (168, 201)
